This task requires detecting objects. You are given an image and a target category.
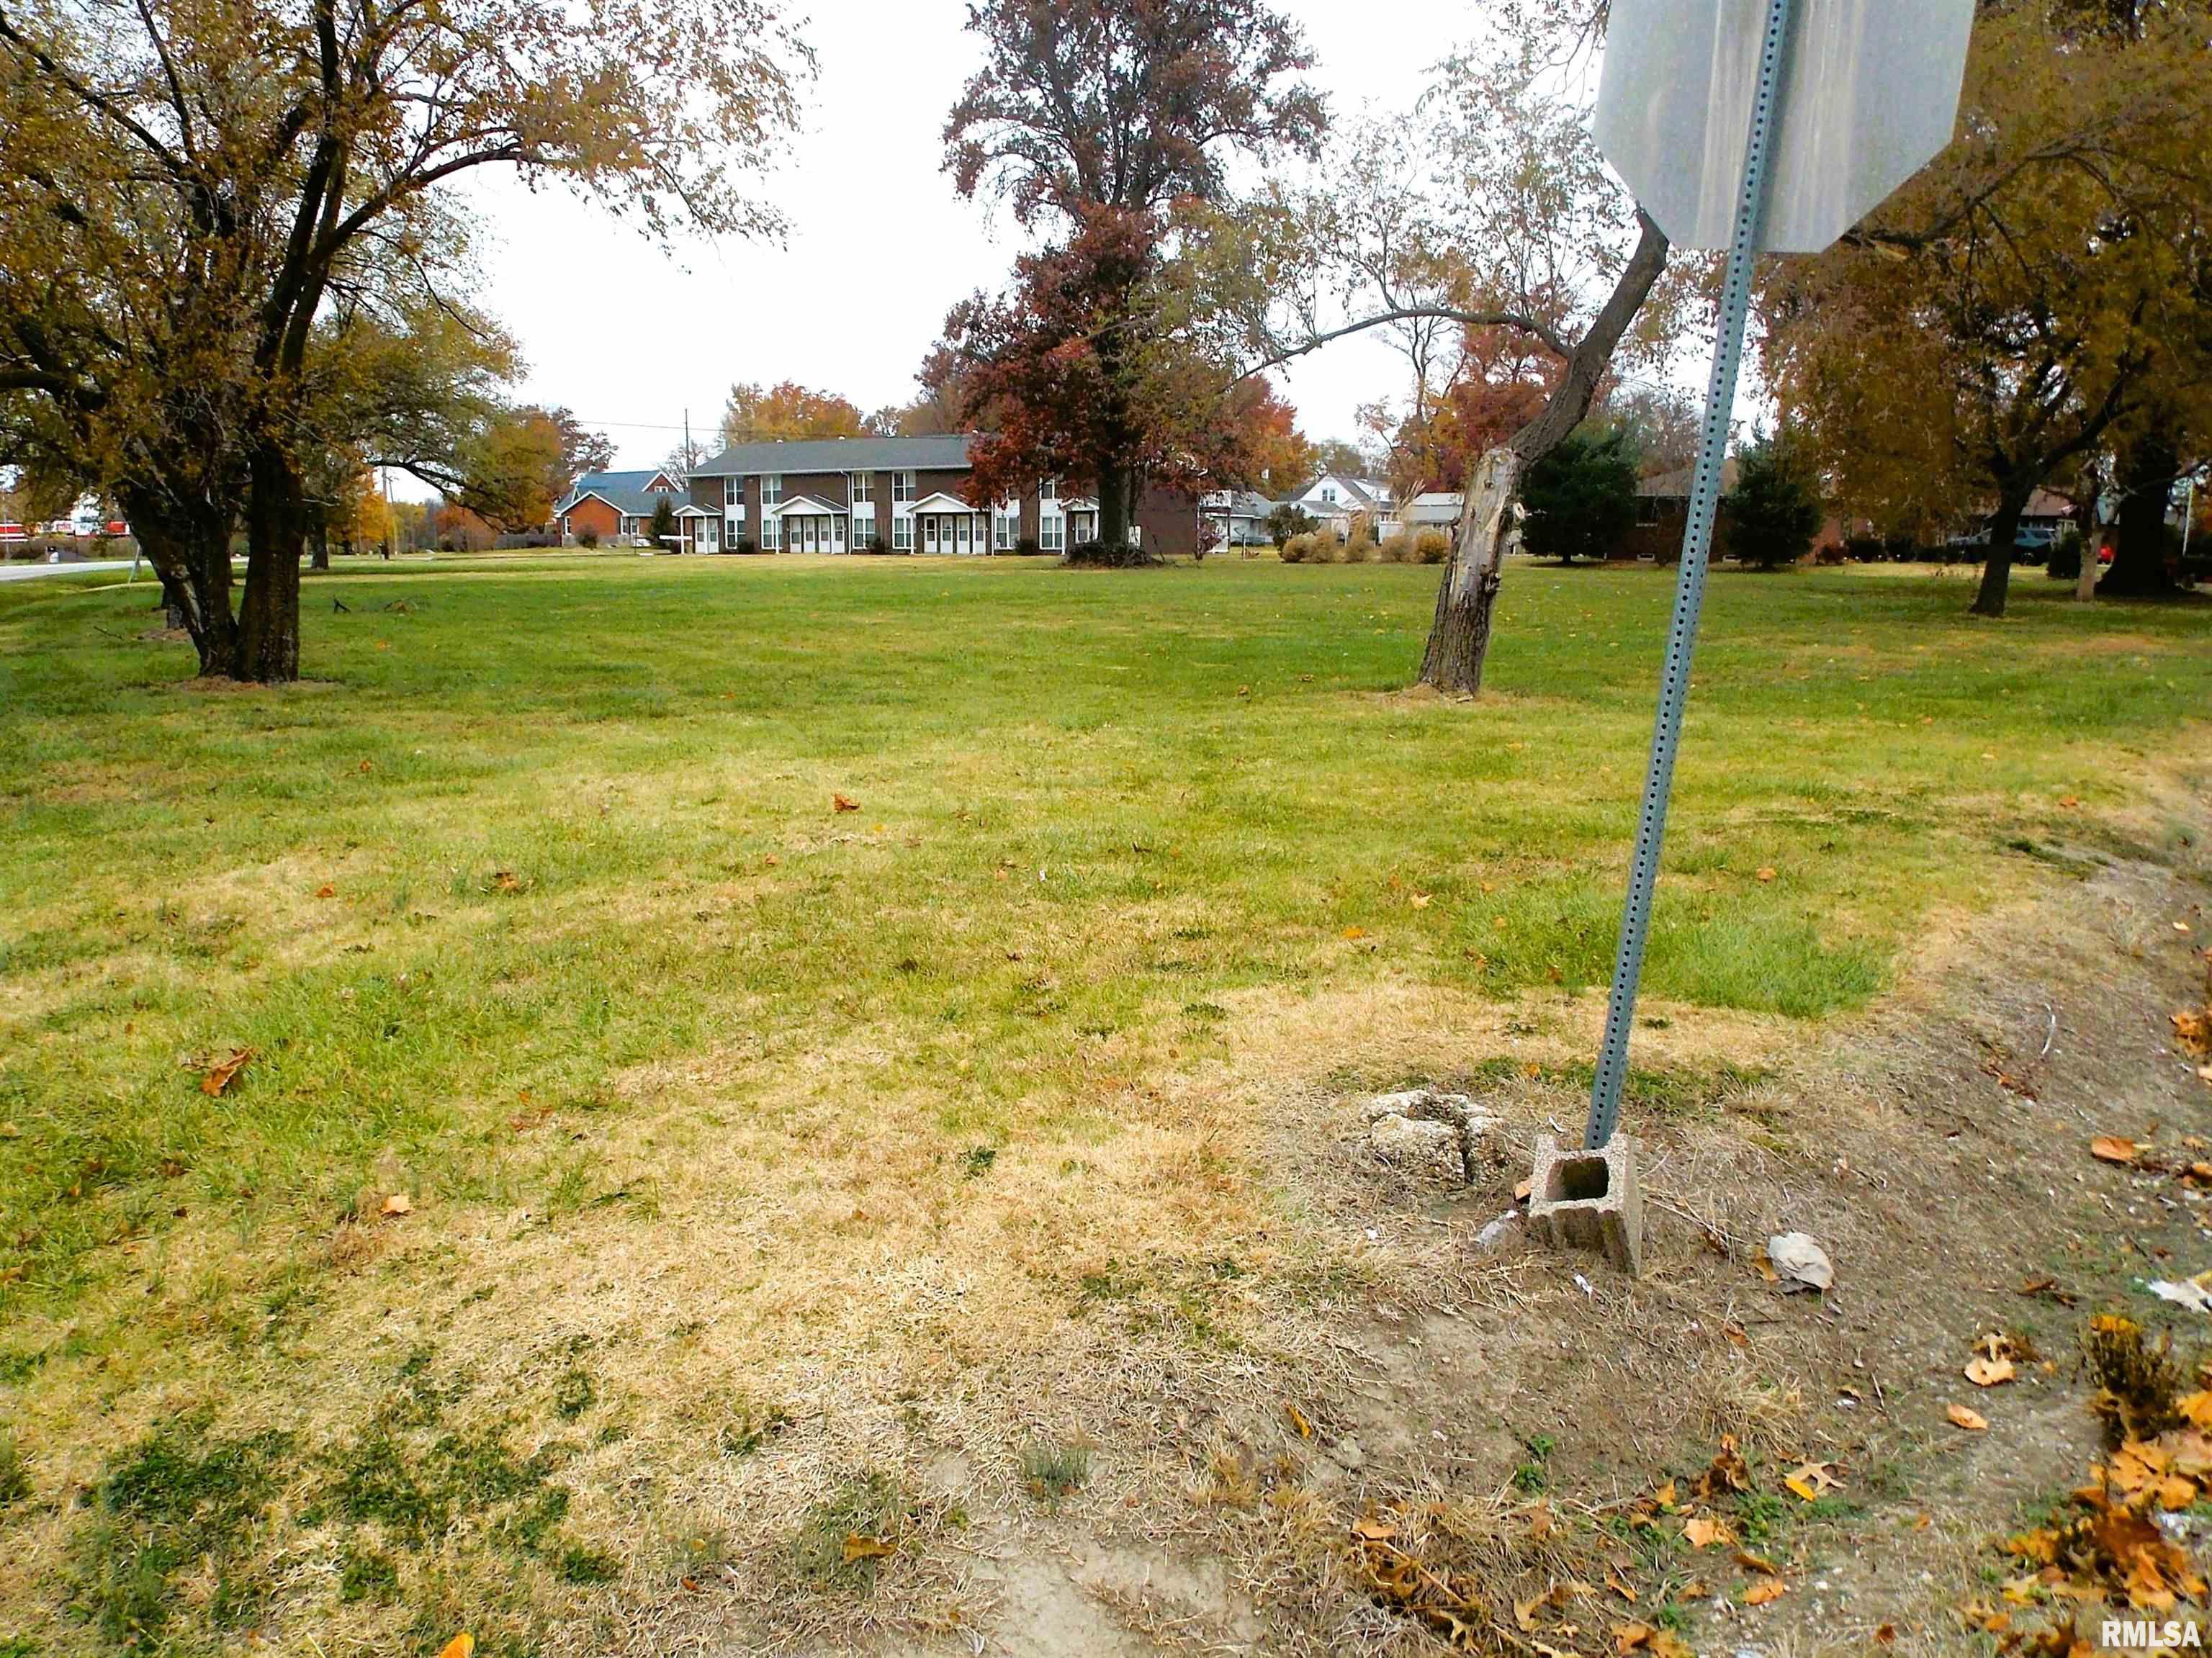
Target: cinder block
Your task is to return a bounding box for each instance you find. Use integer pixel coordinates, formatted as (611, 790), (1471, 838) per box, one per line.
(1528, 1133), (1644, 1277)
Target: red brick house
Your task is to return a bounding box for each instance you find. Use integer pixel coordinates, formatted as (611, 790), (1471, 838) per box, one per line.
(554, 469), (684, 546)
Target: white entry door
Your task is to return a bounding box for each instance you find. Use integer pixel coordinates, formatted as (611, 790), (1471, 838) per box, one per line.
(831, 517), (847, 553)
(697, 518), (720, 552)
(954, 516), (973, 555)
(922, 516), (941, 554)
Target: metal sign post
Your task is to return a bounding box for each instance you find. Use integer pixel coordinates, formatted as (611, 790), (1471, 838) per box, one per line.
(1582, 0), (1797, 1150)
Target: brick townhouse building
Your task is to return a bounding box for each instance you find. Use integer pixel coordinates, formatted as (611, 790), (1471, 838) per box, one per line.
(660, 434), (1206, 557)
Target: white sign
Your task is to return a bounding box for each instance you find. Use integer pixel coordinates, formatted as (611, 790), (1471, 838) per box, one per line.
(1593, 0), (1975, 254)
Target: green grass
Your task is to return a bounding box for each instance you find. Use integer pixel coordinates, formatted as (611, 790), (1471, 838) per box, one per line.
(0, 551), (2206, 1647)
(0, 554), (2205, 1325)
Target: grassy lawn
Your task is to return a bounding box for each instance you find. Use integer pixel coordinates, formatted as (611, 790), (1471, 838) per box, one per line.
(0, 551), (2206, 1652)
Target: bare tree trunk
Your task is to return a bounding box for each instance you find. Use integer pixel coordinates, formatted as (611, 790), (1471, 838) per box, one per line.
(119, 483), (238, 675)
(1095, 459), (1133, 548)
(1970, 485), (2033, 618)
(238, 443), (304, 682)
(2101, 429), (2179, 597)
(1417, 211), (1671, 695)
(1419, 448), (1522, 693)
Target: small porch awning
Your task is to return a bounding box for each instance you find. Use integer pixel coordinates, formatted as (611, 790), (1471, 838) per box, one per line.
(907, 492), (977, 514)
(673, 503), (720, 519)
(765, 494), (845, 518)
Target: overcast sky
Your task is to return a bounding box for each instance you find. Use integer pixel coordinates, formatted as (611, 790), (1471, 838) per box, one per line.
(452, 0), (1473, 479)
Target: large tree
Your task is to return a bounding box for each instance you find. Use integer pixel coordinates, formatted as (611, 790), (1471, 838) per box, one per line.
(938, 0), (1324, 547)
(1764, 0), (2212, 618)
(720, 380), (867, 447)
(0, 0), (804, 680)
(1184, 3), (1688, 692)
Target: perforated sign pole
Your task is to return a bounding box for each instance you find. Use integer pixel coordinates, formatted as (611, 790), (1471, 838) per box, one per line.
(1583, 0), (1797, 1150)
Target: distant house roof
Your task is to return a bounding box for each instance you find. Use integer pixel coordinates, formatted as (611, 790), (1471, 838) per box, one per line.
(557, 469), (680, 518)
(1407, 492), (1463, 524)
(1214, 490), (1272, 518)
(693, 434), (978, 477)
(2023, 489), (2074, 521)
(1637, 460), (1742, 499)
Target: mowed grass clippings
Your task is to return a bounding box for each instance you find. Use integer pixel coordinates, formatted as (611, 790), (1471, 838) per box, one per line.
(0, 552), (2206, 1652)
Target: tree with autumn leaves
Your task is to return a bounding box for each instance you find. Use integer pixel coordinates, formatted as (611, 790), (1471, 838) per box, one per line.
(0, 0), (805, 680)
(933, 0), (1325, 547)
(1763, 0), (2212, 616)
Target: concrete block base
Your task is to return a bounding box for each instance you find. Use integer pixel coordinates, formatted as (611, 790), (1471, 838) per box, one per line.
(1528, 1133), (1644, 1276)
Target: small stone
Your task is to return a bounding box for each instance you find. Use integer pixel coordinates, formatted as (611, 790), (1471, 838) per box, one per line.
(1334, 1436), (1364, 1469)
(1475, 1211), (1519, 1250)
(1370, 1114), (1460, 1172)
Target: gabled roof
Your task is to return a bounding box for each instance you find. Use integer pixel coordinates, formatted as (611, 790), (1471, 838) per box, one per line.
(767, 493), (845, 516)
(907, 491), (976, 514)
(693, 434), (979, 477)
(557, 469), (682, 518)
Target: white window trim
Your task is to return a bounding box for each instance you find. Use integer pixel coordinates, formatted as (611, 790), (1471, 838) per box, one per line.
(763, 473), (783, 507)
(1040, 476), (1058, 501)
(851, 472), (873, 503)
(723, 477), (740, 508)
(994, 512), (1016, 550)
(892, 516), (913, 550)
(1040, 516), (1065, 551)
(761, 515), (781, 550)
(891, 471), (916, 504)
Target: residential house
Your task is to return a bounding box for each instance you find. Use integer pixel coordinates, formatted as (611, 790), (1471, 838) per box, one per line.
(1201, 490), (1275, 547)
(675, 433), (1191, 556)
(555, 469), (685, 546)
(1404, 492), (1463, 538)
(1277, 472), (1398, 540)
(1627, 460), (1741, 562)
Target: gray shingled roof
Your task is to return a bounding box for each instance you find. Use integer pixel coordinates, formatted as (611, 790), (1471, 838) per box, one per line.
(557, 469), (680, 518)
(693, 434), (977, 477)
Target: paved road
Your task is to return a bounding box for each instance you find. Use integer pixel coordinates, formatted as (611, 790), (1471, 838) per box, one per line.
(0, 558), (140, 582)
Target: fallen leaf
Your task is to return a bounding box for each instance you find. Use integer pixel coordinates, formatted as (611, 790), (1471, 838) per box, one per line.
(832, 793), (860, 814)
(1735, 1549), (1781, 1576)
(2158, 1475), (2198, 1510)
(1966, 1355), (2017, 1388)
(2059, 794), (2080, 808)
(2178, 1392), (2212, 1430)
(1652, 1479), (1677, 1510)
(2092, 1136), (2140, 1166)
(315, 883), (336, 898)
(1755, 868), (1777, 883)
(840, 1533), (896, 1563)
(1948, 1403), (1989, 1431)
(1743, 1578), (1787, 1607)
(1341, 926), (1368, 940)
(1410, 892), (1431, 909)
(380, 1192), (413, 1217)
(1784, 1461), (1843, 1501)
(437, 1638), (474, 1658)
(200, 1047), (256, 1096)
(1352, 1518), (1396, 1542)
(1683, 1513), (1732, 1549)
(1874, 1624), (1897, 1646)
(1285, 1402), (1313, 1439)
(1606, 1569), (1638, 1603)
(1614, 1623), (1655, 1654)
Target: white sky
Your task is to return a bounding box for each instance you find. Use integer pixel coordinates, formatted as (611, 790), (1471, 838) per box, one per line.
(451, 0), (1467, 480)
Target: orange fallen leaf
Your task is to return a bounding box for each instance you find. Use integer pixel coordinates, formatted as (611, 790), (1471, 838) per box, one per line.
(1755, 868), (1776, 883)
(1744, 1578), (1787, 1607)
(437, 1637), (474, 1658)
(1735, 1549), (1781, 1576)
(1651, 1479), (1678, 1510)
(1948, 1403), (1989, 1431)
(1683, 1513), (1732, 1549)
(1352, 1518), (1397, 1541)
(2059, 794), (2080, 808)
(1285, 1402), (1313, 1439)
(2090, 1136), (2139, 1166)
(315, 883), (336, 898)
(832, 793), (860, 813)
(1409, 892), (1431, 909)
(380, 1192), (413, 1217)
(841, 1533), (896, 1563)
(1614, 1623), (1655, 1654)
(200, 1047), (256, 1096)
(1966, 1355), (2016, 1388)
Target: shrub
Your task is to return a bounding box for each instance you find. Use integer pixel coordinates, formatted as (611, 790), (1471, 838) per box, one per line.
(1412, 528), (1451, 564)
(1725, 428), (1824, 569)
(576, 528), (599, 549)
(1279, 532), (1319, 564)
(1842, 533), (1883, 562)
(728, 536), (759, 556)
(1267, 504), (1317, 547)
(1341, 535), (1374, 564)
(1813, 541), (1848, 565)
(1376, 532), (1413, 563)
(1015, 537), (1041, 556)
(1521, 428), (1639, 562)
